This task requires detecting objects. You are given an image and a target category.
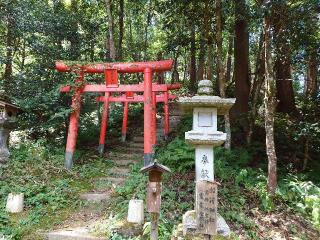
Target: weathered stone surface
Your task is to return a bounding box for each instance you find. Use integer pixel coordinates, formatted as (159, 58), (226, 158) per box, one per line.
(198, 80), (214, 95)
(101, 177), (126, 185)
(132, 136), (144, 143)
(109, 167), (130, 176)
(180, 211), (231, 239)
(48, 227), (106, 240)
(178, 96), (235, 115)
(114, 159), (137, 166)
(127, 199), (144, 224)
(185, 130), (226, 146)
(217, 213), (231, 237)
(128, 142), (144, 148)
(6, 193), (24, 213)
(113, 219), (143, 237)
(182, 210), (197, 236)
(80, 193), (110, 202)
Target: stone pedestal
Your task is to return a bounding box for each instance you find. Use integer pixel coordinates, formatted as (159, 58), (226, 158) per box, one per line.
(177, 80), (235, 238)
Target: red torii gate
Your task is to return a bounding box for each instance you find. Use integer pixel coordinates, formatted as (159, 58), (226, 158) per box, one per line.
(96, 91), (177, 152)
(56, 60), (181, 169)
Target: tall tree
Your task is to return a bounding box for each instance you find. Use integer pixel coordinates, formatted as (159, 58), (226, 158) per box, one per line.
(247, 32), (265, 145)
(204, 0), (213, 81)
(273, 2), (297, 114)
(231, 0), (250, 119)
(216, 0), (231, 149)
(69, 0), (81, 60)
(263, 1), (278, 194)
(305, 49), (318, 98)
(2, 0), (16, 94)
(106, 0), (116, 61)
(189, 22), (197, 93)
(118, 0), (124, 60)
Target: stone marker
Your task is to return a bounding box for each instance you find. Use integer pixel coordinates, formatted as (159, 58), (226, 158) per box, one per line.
(127, 199), (144, 224)
(178, 80), (235, 239)
(195, 181), (218, 235)
(6, 193), (24, 213)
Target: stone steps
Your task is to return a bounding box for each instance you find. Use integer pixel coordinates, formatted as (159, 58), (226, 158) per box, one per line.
(47, 104), (183, 240)
(113, 159), (140, 167)
(80, 193), (110, 203)
(48, 227), (106, 240)
(114, 146), (144, 154)
(109, 166), (130, 175)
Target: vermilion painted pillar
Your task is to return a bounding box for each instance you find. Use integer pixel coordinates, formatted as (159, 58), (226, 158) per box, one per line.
(121, 101), (129, 142)
(164, 91), (169, 140)
(144, 68), (153, 166)
(98, 92), (110, 154)
(152, 92), (157, 146)
(65, 72), (84, 169)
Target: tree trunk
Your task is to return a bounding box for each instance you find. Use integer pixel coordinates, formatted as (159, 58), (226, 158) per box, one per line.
(264, 8), (278, 194)
(216, 0), (231, 149)
(274, 46), (296, 114)
(69, 0), (81, 60)
(204, 0), (213, 81)
(189, 23), (197, 93)
(305, 50), (318, 98)
(106, 0), (116, 61)
(224, 34), (233, 84)
(3, 6), (15, 94)
(171, 51), (179, 84)
(231, 0), (250, 119)
(144, 0), (152, 60)
(197, 37), (205, 81)
(118, 0), (124, 60)
(247, 32), (265, 145)
(156, 52), (165, 84)
(273, 3), (297, 115)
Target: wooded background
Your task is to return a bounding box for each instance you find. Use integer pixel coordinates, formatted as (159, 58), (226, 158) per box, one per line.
(0, 0), (319, 186)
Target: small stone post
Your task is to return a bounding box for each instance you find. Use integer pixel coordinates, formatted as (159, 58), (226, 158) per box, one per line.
(178, 80), (235, 238)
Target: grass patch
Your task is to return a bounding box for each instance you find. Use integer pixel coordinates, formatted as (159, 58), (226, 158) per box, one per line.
(0, 140), (113, 239)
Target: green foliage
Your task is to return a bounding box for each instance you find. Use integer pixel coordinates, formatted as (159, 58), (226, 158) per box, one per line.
(156, 138), (194, 172)
(0, 140), (113, 239)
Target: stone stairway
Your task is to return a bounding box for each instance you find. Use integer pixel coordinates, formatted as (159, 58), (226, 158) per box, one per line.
(47, 103), (183, 240)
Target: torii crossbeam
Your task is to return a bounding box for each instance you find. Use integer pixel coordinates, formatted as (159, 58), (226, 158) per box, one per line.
(56, 60), (181, 169)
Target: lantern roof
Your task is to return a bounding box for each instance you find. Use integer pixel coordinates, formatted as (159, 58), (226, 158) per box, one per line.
(140, 161), (171, 174)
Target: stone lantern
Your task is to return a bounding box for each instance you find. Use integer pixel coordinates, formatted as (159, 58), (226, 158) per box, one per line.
(177, 80), (235, 239)
(0, 99), (20, 165)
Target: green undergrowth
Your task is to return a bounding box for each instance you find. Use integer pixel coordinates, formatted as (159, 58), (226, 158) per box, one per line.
(0, 140), (113, 239)
(154, 116), (320, 237)
(102, 116), (320, 239)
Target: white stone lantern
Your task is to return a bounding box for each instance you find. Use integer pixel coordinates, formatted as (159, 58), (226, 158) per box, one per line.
(178, 80), (235, 238)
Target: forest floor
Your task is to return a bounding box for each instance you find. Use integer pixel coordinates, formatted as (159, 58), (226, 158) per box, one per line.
(0, 114), (320, 239)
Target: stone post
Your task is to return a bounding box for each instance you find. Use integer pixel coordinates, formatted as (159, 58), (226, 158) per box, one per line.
(178, 80), (235, 239)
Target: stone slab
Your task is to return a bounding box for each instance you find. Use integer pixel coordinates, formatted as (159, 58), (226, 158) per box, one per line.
(181, 210), (231, 237)
(48, 227), (106, 240)
(80, 193), (110, 202)
(128, 143), (144, 148)
(185, 130), (226, 146)
(114, 159), (137, 166)
(109, 167), (130, 175)
(178, 96), (235, 115)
